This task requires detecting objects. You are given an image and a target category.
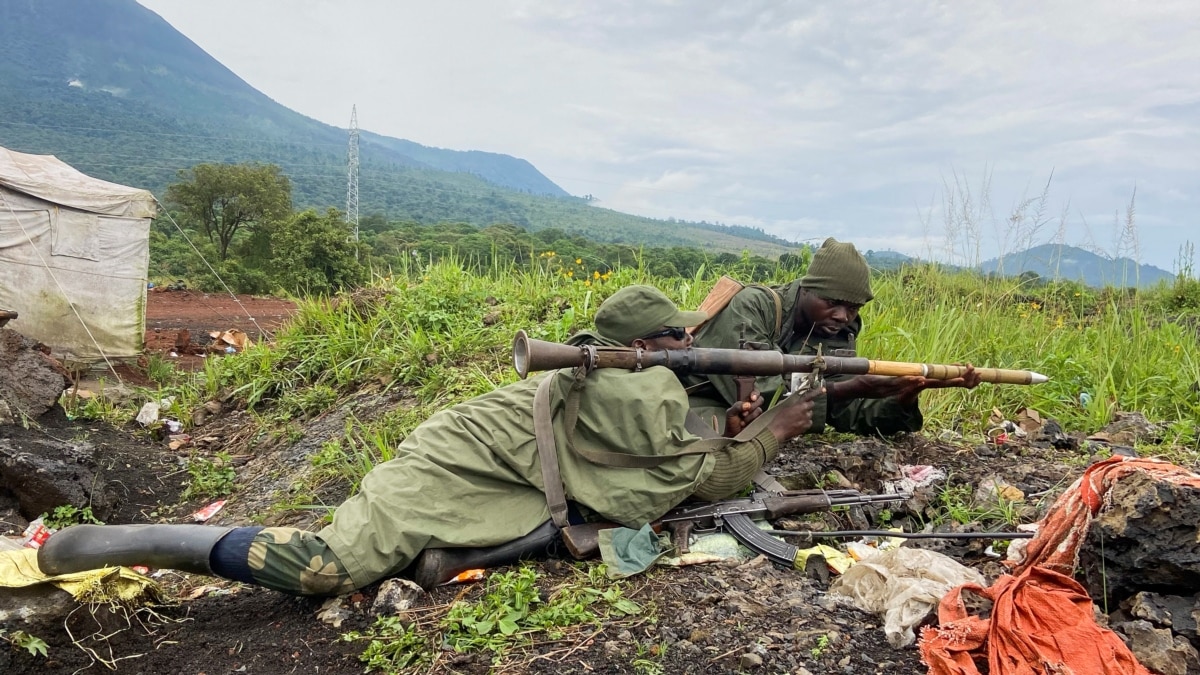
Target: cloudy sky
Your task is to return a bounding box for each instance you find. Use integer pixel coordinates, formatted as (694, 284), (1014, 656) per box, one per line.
(137, 0), (1198, 270)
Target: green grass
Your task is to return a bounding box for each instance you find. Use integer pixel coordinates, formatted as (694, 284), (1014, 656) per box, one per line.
(181, 451), (237, 501)
(71, 254), (1200, 496)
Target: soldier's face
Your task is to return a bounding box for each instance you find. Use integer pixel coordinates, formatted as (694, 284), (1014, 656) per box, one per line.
(797, 291), (861, 337)
(632, 326), (692, 351)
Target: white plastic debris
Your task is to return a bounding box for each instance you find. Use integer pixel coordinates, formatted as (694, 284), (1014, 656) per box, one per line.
(1004, 523), (1041, 565)
(135, 402), (161, 426)
(884, 464), (946, 494)
(829, 547), (986, 648)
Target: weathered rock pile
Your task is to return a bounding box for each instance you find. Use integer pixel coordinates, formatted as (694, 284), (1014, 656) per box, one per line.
(0, 327), (71, 424)
(1082, 472), (1200, 674)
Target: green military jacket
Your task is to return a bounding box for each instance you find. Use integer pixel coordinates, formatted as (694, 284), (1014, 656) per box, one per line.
(683, 279), (922, 436)
(319, 333), (723, 588)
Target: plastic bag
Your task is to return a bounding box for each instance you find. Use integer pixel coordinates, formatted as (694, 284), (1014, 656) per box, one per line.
(828, 547), (985, 648)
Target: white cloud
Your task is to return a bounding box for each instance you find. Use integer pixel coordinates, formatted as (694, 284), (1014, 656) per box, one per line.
(137, 0), (1200, 268)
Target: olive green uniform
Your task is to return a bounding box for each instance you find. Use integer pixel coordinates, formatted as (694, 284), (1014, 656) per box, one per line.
(247, 332), (779, 593)
(683, 280), (922, 436)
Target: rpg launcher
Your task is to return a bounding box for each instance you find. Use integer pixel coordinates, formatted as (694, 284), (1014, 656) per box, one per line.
(561, 489), (912, 568)
(512, 330), (1049, 384)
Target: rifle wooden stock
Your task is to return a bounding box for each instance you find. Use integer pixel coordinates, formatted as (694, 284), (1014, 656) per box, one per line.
(513, 331), (1048, 385)
(561, 522), (661, 560)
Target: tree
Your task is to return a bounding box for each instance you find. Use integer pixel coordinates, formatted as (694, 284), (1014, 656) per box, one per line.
(269, 209), (366, 295)
(165, 163), (292, 260)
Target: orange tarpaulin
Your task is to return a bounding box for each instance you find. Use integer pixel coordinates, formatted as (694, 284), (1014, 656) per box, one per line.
(920, 456), (1200, 674)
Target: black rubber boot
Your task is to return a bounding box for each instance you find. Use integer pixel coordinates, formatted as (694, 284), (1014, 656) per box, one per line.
(37, 524), (234, 576)
(412, 520), (560, 590)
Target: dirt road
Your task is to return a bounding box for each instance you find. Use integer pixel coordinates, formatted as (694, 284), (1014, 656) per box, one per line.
(144, 289), (297, 367)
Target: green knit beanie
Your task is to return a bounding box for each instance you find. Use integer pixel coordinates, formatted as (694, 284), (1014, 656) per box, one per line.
(799, 238), (874, 304)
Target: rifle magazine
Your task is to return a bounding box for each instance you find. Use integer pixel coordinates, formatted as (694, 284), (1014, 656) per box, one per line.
(721, 512), (798, 568)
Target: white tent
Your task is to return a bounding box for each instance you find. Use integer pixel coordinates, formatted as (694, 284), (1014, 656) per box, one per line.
(0, 147), (156, 364)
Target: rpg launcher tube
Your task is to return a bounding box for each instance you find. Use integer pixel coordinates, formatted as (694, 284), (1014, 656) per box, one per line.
(513, 330), (1048, 385)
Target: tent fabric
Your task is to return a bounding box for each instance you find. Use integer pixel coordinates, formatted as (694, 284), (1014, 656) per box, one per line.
(0, 148), (155, 218)
(0, 147), (154, 363)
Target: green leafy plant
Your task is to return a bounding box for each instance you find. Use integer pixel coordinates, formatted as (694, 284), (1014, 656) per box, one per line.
(632, 640), (668, 675)
(39, 504), (104, 530)
(1, 628), (48, 658)
(341, 564), (643, 670)
(876, 508), (894, 526)
(810, 633), (831, 659)
(342, 616), (431, 674)
(181, 451), (237, 501)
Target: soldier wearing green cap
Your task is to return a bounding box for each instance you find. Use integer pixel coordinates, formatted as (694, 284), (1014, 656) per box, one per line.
(684, 238), (981, 436)
(37, 285), (818, 594)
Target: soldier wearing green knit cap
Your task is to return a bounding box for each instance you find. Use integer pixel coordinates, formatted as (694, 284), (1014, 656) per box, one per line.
(684, 238), (981, 436)
(35, 285), (818, 594)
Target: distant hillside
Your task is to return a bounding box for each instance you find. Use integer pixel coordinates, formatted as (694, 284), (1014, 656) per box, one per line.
(979, 244), (1174, 288)
(0, 0), (798, 255)
(863, 249), (916, 271)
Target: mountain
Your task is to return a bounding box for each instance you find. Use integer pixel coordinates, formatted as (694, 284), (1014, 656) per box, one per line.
(978, 244), (1175, 288)
(0, 0), (798, 255)
(862, 249), (916, 271)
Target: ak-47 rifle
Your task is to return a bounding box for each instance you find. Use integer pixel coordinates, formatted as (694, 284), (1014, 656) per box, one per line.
(512, 330), (1049, 385)
(561, 489), (911, 568)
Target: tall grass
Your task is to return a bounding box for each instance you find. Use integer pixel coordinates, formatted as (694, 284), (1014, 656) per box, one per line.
(867, 265), (1199, 436)
(159, 250), (1199, 489)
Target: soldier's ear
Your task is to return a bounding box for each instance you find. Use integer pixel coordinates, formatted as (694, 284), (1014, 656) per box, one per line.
(630, 338), (649, 350)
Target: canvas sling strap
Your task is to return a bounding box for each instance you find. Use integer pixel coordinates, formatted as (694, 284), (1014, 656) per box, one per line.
(534, 374), (571, 528)
(533, 365), (808, 525)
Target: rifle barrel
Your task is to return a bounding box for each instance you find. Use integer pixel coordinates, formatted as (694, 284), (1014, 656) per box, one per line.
(762, 529), (1035, 540)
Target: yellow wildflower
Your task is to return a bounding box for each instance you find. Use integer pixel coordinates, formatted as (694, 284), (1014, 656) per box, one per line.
(1074, 292), (1081, 297)
(1056, 316), (1064, 328)
(567, 270), (574, 277)
(1019, 312), (1028, 319)
(585, 280), (592, 287)
(575, 258), (582, 265)
(1031, 302), (1041, 310)
(593, 271), (601, 279)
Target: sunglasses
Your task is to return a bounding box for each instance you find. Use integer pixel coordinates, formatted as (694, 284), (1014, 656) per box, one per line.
(639, 326), (688, 341)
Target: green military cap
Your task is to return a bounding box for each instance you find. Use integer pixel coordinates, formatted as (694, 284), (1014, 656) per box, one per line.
(800, 237), (874, 304)
(595, 285), (707, 346)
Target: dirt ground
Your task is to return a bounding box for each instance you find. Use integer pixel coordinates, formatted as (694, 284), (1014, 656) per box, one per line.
(0, 397), (1101, 675)
(2, 406), (952, 675)
(142, 288), (297, 371)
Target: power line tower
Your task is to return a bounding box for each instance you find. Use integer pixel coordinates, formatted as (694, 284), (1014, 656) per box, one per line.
(345, 105), (360, 246)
